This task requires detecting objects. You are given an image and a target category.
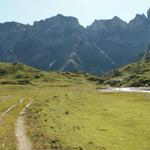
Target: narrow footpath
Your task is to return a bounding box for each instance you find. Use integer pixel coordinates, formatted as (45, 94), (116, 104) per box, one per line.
(15, 101), (32, 150)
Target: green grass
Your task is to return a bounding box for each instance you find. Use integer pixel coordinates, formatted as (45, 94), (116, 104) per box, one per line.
(0, 85), (31, 150)
(0, 96), (17, 116)
(25, 83), (150, 150)
(0, 62), (150, 150)
(101, 60), (150, 87)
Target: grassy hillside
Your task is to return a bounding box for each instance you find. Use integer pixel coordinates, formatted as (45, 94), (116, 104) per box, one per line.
(100, 55), (150, 87)
(0, 62), (90, 85)
(99, 47), (150, 87)
(0, 62), (150, 150)
(0, 62), (45, 84)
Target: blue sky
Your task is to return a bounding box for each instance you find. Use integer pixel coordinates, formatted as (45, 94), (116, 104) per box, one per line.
(1, 0), (150, 26)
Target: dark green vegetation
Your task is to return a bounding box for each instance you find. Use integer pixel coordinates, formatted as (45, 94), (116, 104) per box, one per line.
(2, 9), (150, 74)
(0, 62), (150, 150)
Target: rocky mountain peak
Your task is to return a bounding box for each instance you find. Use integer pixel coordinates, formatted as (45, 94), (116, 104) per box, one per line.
(112, 16), (123, 22)
(87, 19), (106, 31)
(129, 14), (147, 27)
(33, 14), (80, 28)
(0, 21), (28, 33)
(50, 14), (79, 24)
(87, 16), (127, 31)
(147, 8), (150, 19)
(111, 16), (127, 28)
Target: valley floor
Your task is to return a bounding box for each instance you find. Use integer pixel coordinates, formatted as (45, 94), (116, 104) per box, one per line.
(0, 79), (150, 150)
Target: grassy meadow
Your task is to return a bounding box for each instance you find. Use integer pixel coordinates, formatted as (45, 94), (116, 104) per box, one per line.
(0, 63), (150, 150)
(0, 85), (31, 150)
(25, 83), (150, 150)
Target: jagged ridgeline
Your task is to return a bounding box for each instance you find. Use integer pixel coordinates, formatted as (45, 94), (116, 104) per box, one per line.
(100, 48), (150, 87)
(1, 9), (150, 74)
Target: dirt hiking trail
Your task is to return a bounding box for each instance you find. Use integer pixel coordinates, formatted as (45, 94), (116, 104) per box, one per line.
(16, 100), (32, 150)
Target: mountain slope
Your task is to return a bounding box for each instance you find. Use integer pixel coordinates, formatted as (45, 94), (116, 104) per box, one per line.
(0, 62), (46, 84)
(0, 62), (91, 85)
(101, 49), (150, 87)
(1, 9), (150, 74)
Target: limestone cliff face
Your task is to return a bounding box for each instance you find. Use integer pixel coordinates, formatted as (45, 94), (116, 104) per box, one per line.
(1, 9), (150, 74)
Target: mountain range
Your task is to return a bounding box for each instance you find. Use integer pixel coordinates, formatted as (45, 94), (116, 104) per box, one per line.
(1, 8), (150, 74)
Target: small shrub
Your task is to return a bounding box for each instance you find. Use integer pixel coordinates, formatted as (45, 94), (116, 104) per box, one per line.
(15, 74), (24, 79)
(87, 76), (99, 82)
(18, 79), (31, 85)
(0, 68), (7, 76)
(34, 75), (41, 79)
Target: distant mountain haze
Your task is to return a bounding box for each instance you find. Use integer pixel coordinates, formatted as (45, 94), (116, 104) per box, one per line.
(1, 9), (150, 74)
